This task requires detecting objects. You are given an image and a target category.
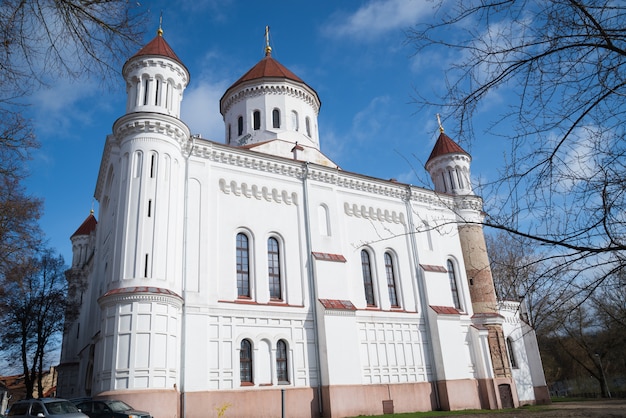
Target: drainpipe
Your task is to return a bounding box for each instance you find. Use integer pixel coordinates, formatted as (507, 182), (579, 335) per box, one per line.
(301, 162), (324, 416)
(180, 134), (197, 418)
(404, 185), (440, 410)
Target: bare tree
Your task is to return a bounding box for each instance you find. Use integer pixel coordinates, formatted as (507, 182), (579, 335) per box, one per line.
(0, 250), (68, 399)
(0, 176), (42, 274)
(0, 0), (149, 181)
(407, 1), (626, 300)
(485, 231), (568, 332)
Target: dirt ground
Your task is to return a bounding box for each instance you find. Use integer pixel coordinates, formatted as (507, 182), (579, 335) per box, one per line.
(438, 399), (626, 417)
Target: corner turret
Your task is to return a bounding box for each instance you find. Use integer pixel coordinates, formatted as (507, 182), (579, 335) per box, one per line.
(425, 118), (472, 196)
(122, 28), (189, 118)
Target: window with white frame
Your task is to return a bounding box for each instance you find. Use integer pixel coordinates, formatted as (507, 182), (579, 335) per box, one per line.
(361, 250), (376, 306)
(447, 259), (462, 310)
(240, 339), (253, 384)
(276, 339), (289, 383)
(385, 252), (399, 307)
(237, 233), (250, 298)
(268, 237), (281, 300)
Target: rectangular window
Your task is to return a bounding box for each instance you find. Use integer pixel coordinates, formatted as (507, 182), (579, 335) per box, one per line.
(143, 78), (149, 105)
(150, 154), (156, 178)
(155, 79), (160, 105)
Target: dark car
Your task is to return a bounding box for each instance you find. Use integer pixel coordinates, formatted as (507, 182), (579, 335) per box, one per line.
(7, 398), (88, 418)
(71, 400), (151, 418)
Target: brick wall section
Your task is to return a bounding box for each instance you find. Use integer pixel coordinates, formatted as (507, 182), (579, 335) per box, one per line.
(458, 223), (498, 314)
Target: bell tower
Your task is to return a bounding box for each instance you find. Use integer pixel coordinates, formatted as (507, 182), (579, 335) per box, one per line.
(426, 118), (515, 408)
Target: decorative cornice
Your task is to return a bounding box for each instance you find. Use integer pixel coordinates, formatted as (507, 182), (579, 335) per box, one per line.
(344, 202), (406, 224)
(221, 81), (320, 116)
(218, 178), (299, 205)
(425, 152), (471, 171)
(123, 58), (189, 85)
(113, 113), (190, 149)
(454, 195), (483, 212)
(98, 286), (184, 309)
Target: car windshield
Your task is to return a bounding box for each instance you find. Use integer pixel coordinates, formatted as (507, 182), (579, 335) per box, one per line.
(106, 401), (133, 412)
(45, 401), (80, 414)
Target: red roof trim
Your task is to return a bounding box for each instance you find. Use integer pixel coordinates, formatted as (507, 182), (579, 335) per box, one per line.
(319, 299), (357, 310)
(426, 132), (470, 165)
(131, 35), (184, 65)
(101, 286), (182, 299)
(71, 213), (97, 238)
(420, 264), (447, 273)
(430, 305), (461, 315)
(230, 55), (303, 88)
(312, 252), (347, 262)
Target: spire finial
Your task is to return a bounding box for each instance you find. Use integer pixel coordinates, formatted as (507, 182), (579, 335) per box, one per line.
(157, 11), (163, 36)
(90, 199), (95, 215)
(264, 25), (272, 56)
(436, 113), (444, 133)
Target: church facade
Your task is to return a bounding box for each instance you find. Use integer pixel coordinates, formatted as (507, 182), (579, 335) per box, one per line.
(57, 29), (549, 418)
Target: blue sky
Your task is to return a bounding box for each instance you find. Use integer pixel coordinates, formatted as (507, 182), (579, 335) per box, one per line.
(24, 0), (504, 264)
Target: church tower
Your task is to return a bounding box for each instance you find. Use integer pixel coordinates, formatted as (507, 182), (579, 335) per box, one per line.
(89, 26), (188, 406)
(426, 121), (515, 408)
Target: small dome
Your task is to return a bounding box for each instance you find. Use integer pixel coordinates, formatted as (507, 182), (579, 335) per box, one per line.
(425, 131), (473, 196)
(71, 212), (97, 238)
(220, 53), (319, 107)
(425, 132), (470, 167)
(128, 33), (186, 69)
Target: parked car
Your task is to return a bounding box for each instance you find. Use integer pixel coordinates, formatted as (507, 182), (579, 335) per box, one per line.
(71, 400), (151, 418)
(7, 398), (88, 418)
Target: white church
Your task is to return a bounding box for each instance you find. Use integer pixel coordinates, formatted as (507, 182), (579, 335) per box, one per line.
(57, 27), (549, 418)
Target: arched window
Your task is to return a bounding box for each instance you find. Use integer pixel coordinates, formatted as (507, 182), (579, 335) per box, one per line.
(236, 233), (250, 297)
(240, 339), (253, 384)
(317, 204), (330, 236)
(305, 116), (311, 137)
(268, 237), (281, 300)
(238, 116), (244, 136)
(447, 259), (462, 310)
(361, 250), (376, 306)
(253, 110), (261, 130)
(272, 108), (280, 128)
(291, 110), (299, 131)
(385, 252), (399, 307)
(276, 340), (289, 383)
(506, 337), (518, 369)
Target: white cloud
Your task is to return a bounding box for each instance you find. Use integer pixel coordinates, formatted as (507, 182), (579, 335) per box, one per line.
(350, 95), (391, 141)
(181, 79), (229, 142)
(324, 0), (434, 40)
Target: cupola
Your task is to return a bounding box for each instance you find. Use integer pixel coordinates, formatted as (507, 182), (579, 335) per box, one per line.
(70, 210), (97, 268)
(219, 27), (322, 151)
(121, 26), (189, 118)
(425, 116), (473, 195)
